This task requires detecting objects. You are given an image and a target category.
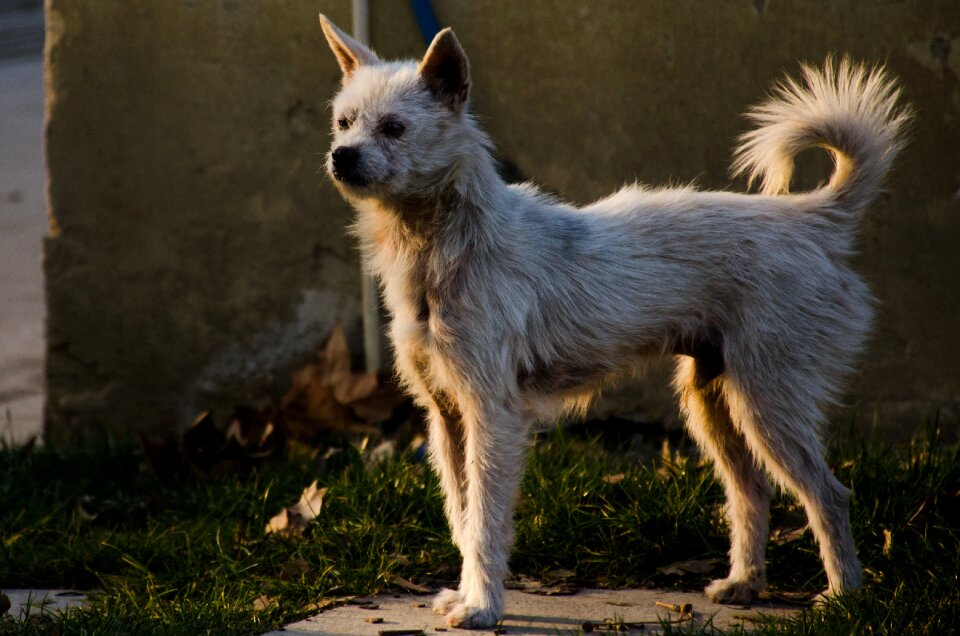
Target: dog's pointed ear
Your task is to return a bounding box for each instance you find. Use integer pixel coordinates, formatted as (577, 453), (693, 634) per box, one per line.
(319, 14), (380, 83)
(418, 28), (470, 112)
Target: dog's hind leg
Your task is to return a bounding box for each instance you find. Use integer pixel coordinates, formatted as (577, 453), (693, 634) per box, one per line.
(444, 398), (530, 629)
(723, 376), (862, 598)
(675, 358), (773, 604)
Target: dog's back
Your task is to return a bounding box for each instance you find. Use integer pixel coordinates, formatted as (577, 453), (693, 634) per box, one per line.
(490, 60), (909, 420)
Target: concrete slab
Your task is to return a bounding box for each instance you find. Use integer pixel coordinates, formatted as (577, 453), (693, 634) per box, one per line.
(1, 589), (90, 620)
(0, 53), (46, 445)
(269, 589), (800, 635)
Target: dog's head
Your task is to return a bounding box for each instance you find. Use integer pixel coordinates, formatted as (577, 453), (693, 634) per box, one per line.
(319, 15), (471, 200)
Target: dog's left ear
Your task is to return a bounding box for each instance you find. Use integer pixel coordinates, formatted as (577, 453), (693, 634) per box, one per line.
(319, 14), (380, 83)
(419, 28), (470, 112)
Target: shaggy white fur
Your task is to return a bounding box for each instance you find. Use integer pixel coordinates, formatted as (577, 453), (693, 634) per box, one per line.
(318, 15), (910, 629)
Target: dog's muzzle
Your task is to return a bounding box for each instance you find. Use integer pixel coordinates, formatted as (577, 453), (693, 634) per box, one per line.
(331, 146), (369, 187)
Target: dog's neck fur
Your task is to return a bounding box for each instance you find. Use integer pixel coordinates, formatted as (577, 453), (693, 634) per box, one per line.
(355, 117), (509, 290)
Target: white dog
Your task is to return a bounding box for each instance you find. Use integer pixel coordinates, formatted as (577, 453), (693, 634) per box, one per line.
(319, 15), (909, 628)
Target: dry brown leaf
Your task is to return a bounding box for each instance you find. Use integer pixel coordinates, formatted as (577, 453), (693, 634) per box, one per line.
(265, 480), (328, 538)
(223, 409), (276, 450)
(508, 573), (579, 596)
(282, 322), (389, 430)
(347, 597), (377, 605)
(657, 558), (723, 576)
(333, 371), (378, 406)
(279, 558), (311, 581)
(285, 361), (347, 424)
(882, 528), (893, 556)
(253, 594), (277, 611)
(350, 386), (406, 423)
(143, 405), (285, 482)
(298, 597), (346, 613)
(770, 524), (809, 545)
(390, 574), (435, 595)
(543, 568), (576, 582)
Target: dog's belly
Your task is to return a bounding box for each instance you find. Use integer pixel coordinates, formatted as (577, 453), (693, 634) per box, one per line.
(516, 358), (618, 395)
(517, 334), (724, 398)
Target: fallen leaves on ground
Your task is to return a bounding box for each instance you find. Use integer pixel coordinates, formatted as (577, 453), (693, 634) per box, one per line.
(770, 506), (810, 545)
(770, 524), (810, 545)
(389, 575), (435, 595)
(252, 594), (277, 612)
(265, 480), (328, 539)
(277, 558), (312, 581)
(281, 322), (408, 442)
(141, 407), (284, 483)
(141, 322), (412, 481)
(656, 558), (723, 577)
(298, 597), (345, 614)
(505, 569), (581, 596)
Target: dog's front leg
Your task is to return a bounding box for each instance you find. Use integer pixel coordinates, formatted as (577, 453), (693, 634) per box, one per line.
(426, 398), (470, 617)
(441, 400), (529, 629)
(425, 398), (467, 546)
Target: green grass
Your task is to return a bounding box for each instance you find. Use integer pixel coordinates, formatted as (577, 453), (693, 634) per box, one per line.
(1, 425), (958, 635)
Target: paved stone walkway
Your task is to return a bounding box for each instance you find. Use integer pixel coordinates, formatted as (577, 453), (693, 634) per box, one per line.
(268, 589), (800, 635)
(0, 53), (45, 444)
(1, 589), (90, 620)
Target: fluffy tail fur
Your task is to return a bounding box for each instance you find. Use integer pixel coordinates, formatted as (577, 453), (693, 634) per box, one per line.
(732, 57), (911, 215)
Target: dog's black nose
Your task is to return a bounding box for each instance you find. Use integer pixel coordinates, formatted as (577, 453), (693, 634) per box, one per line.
(332, 146), (364, 184)
(332, 145), (358, 169)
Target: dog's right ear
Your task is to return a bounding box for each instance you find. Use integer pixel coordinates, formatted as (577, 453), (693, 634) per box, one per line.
(319, 14), (380, 83)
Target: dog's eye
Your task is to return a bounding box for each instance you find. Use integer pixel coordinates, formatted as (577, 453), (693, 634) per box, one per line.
(336, 116), (350, 130)
(380, 120), (406, 138)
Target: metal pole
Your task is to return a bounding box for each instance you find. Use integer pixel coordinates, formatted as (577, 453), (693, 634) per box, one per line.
(351, 0), (369, 48)
(351, 0), (381, 373)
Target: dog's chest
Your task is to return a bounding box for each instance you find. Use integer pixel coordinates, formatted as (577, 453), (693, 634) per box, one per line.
(391, 302), (452, 400)
(381, 249), (445, 369)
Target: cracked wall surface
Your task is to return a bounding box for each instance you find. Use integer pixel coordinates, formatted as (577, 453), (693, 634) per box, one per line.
(45, 1), (960, 444)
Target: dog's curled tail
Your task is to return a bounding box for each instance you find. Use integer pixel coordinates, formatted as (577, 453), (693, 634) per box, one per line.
(732, 57), (912, 215)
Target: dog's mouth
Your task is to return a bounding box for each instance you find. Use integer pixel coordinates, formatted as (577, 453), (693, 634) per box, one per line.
(330, 165), (400, 195)
(331, 166), (371, 188)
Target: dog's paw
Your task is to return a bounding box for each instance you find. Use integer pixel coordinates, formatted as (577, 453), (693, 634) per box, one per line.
(705, 577), (759, 605)
(432, 588), (462, 615)
(813, 585), (856, 605)
(810, 590), (832, 606)
(445, 602), (501, 629)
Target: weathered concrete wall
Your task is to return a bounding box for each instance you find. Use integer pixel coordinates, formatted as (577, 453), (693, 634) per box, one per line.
(45, 1), (960, 444)
(44, 1), (364, 444)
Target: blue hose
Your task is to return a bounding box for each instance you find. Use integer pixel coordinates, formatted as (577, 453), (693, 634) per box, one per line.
(410, 0), (441, 45)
